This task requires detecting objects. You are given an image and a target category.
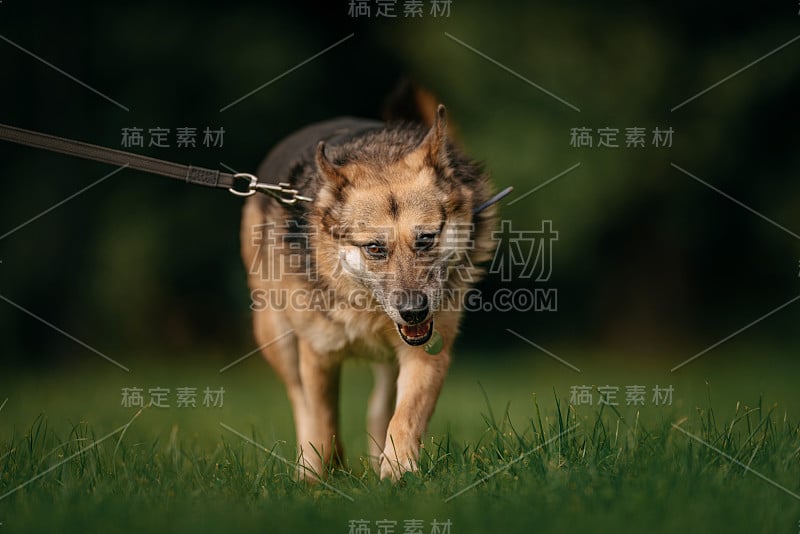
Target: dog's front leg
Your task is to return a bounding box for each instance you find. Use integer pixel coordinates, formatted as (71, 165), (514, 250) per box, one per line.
(368, 362), (398, 473)
(297, 338), (343, 480)
(380, 349), (451, 480)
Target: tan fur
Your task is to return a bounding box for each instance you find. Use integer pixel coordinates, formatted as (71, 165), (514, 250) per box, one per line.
(241, 105), (497, 481)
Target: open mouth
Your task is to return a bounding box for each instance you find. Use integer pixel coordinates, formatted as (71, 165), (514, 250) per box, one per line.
(397, 317), (434, 346)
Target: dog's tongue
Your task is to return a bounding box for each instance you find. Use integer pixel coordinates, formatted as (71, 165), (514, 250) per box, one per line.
(402, 321), (429, 338)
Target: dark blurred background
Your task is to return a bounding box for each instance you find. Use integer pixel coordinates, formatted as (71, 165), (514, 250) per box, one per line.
(1, 1), (798, 365)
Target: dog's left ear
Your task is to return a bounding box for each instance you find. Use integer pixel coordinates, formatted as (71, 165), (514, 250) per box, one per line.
(409, 104), (449, 170)
(316, 141), (348, 188)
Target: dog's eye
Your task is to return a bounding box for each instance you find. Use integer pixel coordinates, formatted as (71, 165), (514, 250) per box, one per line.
(415, 233), (437, 251)
(362, 243), (388, 259)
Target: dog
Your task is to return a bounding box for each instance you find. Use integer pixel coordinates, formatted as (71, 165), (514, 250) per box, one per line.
(240, 94), (497, 481)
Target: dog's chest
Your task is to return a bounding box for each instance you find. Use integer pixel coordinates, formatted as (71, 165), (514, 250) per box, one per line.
(301, 309), (395, 362)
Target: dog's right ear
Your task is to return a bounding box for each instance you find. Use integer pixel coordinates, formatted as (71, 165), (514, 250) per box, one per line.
(422, 104), (448, 167)
(405, 104), (449, 171)
(316, 141), (348, 188)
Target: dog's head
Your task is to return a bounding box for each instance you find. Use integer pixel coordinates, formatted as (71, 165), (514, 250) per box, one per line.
(312, 105), (494, 347)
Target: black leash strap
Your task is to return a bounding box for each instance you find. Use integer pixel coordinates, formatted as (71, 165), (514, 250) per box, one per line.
(0, 122), (513, 212)
(0, 122), (313, 203)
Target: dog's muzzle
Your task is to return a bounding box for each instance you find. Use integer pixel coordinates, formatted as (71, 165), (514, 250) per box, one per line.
(393, 291), (433, 346)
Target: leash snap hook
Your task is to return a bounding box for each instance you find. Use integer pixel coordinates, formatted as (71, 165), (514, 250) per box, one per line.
(276, 182), (300, 205)
(228, 173), (259, 197)
(253, 181), (308, 205)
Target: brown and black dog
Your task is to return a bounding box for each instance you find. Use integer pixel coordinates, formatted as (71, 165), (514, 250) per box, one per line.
(240, 95), (497, 480)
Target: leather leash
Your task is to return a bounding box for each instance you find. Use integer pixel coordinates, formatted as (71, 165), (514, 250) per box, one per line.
(0, 122), (313, 204)
(0, 122), (513, 212)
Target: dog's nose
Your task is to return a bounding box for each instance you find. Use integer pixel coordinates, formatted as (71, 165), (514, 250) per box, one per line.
(399, 306), (429, 325)
(394, 291), (429, 325)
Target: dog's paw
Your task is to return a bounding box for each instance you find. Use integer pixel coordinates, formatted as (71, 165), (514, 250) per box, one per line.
(378, 450), (418, 481)
(295, 454), (326, 483)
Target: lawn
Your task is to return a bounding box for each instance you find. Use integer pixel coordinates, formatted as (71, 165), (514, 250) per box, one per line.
(1, 346), (799, 533)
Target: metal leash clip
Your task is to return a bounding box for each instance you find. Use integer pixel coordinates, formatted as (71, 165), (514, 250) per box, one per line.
(229, 173), (314, 204)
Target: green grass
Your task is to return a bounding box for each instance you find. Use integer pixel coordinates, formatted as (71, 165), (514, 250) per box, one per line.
(1, 348), (800, 533)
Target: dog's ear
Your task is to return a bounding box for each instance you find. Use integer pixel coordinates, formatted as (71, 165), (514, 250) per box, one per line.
(316, 141), (348, 187)
(409, 104), (449, 170)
